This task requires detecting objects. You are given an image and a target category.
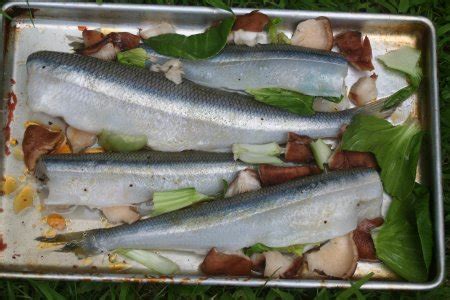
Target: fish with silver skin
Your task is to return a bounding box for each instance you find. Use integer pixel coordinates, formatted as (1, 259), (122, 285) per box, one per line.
(35, 151), (246, 208)
(27, 51), (392, 152)
(37, 169), (383, 256)
(143, 44), (348, 97)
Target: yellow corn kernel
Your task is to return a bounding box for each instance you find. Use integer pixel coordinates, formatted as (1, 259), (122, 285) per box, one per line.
(13, 185), (35, 214)
(1, 176), (17, 195)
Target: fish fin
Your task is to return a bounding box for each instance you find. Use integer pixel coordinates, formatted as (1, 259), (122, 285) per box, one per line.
(352, 97), (396, 119)
(36, 231), (101, 257)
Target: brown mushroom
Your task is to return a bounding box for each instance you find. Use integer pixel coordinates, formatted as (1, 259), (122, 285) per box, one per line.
(258, 164), (321, 186)
(233, 10), (270, 32)
(200, 248), (252, 276)
(22, 124), (64, 171)
(82, 30), (104, 47)
(301, 233), (358, 279)
(78, 32), (141, 60)
(291, 17), (333, 50)
(285, 132), (314, 163)
(328, 150), (378, 170)
(353, 217), (384, 261)
(334, 31), (374, 71)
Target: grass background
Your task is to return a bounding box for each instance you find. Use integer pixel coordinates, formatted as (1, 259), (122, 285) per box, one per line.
(0, 0), (449, 298)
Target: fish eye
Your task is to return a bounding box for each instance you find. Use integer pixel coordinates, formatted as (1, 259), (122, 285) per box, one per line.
(42, 66), (46, 69)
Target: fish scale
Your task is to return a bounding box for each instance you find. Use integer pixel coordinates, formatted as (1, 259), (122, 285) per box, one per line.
(38, 168), (383, 256)
(27, 51), (392, 152)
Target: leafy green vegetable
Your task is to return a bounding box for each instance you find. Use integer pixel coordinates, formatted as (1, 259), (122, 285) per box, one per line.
(247, 88), (315, 116)
(115, 249), (179, 275)
(377, 46), (422, 110)
(382, 85), (417, 111)
(377, 46), (422, 80)
(374, 184), (432, 282)
(335, 272), (374, 300)
(145, 17), (235, 60)
(244, 243), (305, 257)
(151, 187), (211, 217)
(98, 131), (147, 153)
(342, 115), (423, 199)
(205, 0), (233, 13)
(232, 142), (284, 164)
(412, 184), (433, 272)
(267, 17), (291, 44)
(321, 95), (344, 103)
(310, 139), (331, 170)
(117, 48), (148, 68)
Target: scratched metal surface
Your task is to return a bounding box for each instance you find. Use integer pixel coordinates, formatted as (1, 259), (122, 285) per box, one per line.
(0, 2), (443, 290)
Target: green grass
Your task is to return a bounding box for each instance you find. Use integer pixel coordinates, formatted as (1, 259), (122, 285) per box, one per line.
(1, 0), (450, 298)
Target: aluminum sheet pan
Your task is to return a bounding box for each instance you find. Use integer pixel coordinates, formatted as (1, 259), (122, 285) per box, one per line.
(0, 1), (444, 290)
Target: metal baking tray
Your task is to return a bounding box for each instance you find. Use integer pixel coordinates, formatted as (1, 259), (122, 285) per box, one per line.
(0, 1), (444, 290)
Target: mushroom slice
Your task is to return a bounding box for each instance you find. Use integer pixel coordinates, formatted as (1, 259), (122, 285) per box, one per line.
(101, 206), (141, 225)
(261, 251), (303, 279)
(66, 126), (97, 153)
(82, 29), (104, 47)
(349, 75), (378, 106)
(334, 31), (374, 71)
(285, 132), (314, 163)
(225, 169), (261, 198)
(139, 22), (175, 39)
(353, 218), (384, 261)
(23, 124), (64, 171)
(200, 248), (252, 276)
(258, 164), (321, 186)
(302, 233), (358, 279)
(291, 17), (333, 50)
(233, 10), (270, 32)
(328, 150), (378, 170)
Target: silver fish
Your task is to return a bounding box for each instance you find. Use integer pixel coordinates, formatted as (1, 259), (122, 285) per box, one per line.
(37, 169), (383, 256)
(27, 51), (392, 152)
(35, 151), (246, 207)
(143, 44), (348, 97)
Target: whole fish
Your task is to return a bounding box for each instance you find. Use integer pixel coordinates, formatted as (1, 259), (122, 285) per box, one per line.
(37, 169), (383, 256)
(27, 51), (392, 152)
(143, 44), (348, 97)
(35, 151), (246, 207)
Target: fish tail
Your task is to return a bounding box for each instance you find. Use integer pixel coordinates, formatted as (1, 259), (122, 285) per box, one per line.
(36, 230), (102, 257)
(353, 97), (396, 119)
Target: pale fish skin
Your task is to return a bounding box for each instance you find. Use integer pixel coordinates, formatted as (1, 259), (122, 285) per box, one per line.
(38, 169), (383, 255)
(35, 151), (247, 207)
(143, 44), (348, 97)
(27, 51), (391, 152)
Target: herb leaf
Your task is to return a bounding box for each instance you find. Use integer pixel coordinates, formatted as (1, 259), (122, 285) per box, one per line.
(145, 17), (234, 60)
(247, 88), (315, 116)
(342, 115), (423, 199)
(374, 184), (432, 282)
(267, 17), (290, 44)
